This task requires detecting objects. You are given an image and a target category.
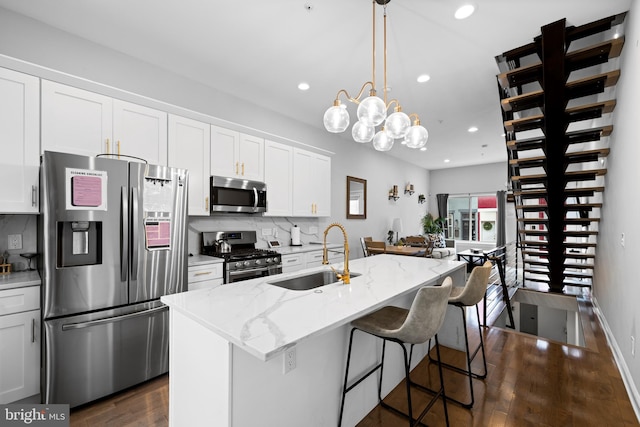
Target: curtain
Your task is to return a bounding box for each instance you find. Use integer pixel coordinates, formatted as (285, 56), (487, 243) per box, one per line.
(496, 190), (506, 247)
(436, 193), (448, 219)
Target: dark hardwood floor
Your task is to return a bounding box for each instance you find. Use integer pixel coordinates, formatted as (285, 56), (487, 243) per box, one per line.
(70, 295), (638, 427)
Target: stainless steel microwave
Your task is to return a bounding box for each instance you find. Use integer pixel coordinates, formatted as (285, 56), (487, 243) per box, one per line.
(210, 176), (267, 213)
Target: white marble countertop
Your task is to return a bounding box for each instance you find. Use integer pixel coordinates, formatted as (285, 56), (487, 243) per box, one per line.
(188, 254), (224, 267)
(274, 243), (342, 255)
(162, 254), (465, 361)
(0, 270), (41, 291)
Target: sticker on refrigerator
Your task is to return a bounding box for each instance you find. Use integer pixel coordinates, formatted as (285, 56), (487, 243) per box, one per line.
(144, 218), (171, 250)
(66, 168), (108, 210)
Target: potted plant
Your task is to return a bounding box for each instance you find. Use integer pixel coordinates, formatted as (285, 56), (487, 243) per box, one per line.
(421, 213), (446, 248)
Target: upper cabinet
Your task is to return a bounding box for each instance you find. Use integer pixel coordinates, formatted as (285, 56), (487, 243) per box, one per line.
(41, 80), (167, 165)
(263, 140), (293, 217)
(292, 149), (331, 217)
(112, 100), (167, 165)
(0, 68), (40, 214)
(168, 114), (211, 216)
(211, 125), (264, 181)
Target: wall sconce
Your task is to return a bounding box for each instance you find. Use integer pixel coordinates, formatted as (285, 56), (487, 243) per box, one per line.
(388, 185), (399, 201)
(418, 194), (426, 204)
(404, 183), (415, 195)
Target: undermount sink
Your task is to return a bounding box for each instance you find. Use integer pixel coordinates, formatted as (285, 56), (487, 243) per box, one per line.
(268, 270), (361, 291)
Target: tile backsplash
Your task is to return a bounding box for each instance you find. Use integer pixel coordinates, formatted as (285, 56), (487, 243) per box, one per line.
(188, 215), (327, 255)
(0, 215), (38, 271)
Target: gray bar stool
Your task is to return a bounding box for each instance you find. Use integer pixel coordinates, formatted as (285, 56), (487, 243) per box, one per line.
(429, 260), (492, 408)
(338, 278), (452, 427)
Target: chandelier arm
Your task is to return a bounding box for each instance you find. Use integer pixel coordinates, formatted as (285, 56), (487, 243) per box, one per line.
(386, 99), (401, 112)
(408, 113), (422, 125)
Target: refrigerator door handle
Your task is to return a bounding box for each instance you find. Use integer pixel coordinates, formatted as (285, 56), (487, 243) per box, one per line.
(61, 305), (167, 331)
(131, 187), (139, 281)
(121, 186), (129, 282)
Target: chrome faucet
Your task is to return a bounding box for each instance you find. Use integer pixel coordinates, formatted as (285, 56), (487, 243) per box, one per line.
(322, 222), (350, 284)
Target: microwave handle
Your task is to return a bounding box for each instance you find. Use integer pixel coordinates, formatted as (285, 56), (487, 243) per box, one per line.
(253, 187), (258, 208)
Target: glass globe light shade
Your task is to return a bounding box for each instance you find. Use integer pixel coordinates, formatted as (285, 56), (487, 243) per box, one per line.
(404, 125), (429, 149)
(385, 111), (411, 139)
(352, 121), (375, 143)
(357, 96), (387, 126)
(372, 129), (394, 151)
(323, 104), (350, 133)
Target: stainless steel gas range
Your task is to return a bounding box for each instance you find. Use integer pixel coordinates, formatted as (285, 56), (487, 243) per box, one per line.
(202, 231), (282, 283)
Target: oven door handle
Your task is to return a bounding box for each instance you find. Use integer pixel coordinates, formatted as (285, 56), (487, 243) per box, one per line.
(228, 266), (272, 277)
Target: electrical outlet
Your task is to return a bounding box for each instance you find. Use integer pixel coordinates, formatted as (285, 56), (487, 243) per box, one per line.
(262, 228), (273, 236)
(8, 234), (22, 250)
(283, 347), (296, 374)
(309, 226), (318, 234)
(632, 336), (635, 357)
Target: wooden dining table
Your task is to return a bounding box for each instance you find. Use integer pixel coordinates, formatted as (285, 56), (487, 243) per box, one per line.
(367, 245), (426, 256)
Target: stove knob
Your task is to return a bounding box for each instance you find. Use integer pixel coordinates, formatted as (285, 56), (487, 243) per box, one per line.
(244, 261), (251, 267)
(235, 262), (243, 268)
(265, 257), (271, 263)
(255, 259), (262, 265)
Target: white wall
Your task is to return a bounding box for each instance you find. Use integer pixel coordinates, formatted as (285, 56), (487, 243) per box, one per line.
(0, 7), (429, 260)
(593, 0), (640, 409)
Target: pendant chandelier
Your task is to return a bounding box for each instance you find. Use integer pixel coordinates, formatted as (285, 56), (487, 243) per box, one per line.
(323, 0), (428, 152)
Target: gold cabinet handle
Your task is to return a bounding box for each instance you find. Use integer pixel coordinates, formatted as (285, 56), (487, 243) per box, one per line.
(194, 271), (212, 276)
(106, 138), (110, 154)
(205, 197), (209, 211)
(117, 140), (121, 158)
(31, 185), (37, 207)
(235, 162), (239, 175)
(242, 162), (245, 176)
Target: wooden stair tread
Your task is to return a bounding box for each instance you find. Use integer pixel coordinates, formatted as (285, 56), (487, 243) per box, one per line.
(504, 100), (616, 133)
(509, 149), (610, 167)
(523, 275), (592, 287)
(519, 230), (599, 237)
(501, 70), (620, 113)
(512, 186), (604, 198)
(511, 169), (606, 183)
(506, 125), (613, 151)
(518, 217), (600, 223)
(498, 39), (624, 89)
(522, 249), (595, 259)
(516, 203), (603, 211)
(524, 259), (594, 269)
(524, 267), (593, 279)
(521, 240), (598, 248)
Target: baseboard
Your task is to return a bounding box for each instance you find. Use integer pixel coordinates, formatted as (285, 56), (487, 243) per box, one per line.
(591, 296), (640, 422)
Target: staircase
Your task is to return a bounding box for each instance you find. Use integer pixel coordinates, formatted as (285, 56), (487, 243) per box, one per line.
(495, 13), (627, 292)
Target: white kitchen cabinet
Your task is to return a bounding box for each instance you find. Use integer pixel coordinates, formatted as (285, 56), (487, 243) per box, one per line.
(112, 99), (167, 165)
(292, 149), (331, 217)
(263, 140), (293, 217)
(0, 67), (40, 214)
(188, 262), (223, 291)
(305, 248), (343, 269)
(42, 81), (168, 165)
(281, 253), (304, 273)
(168, 114), (211, 216)
(41, 80), (113, 157)
(211, 126), (264, 181)
(0, 285), (40, 404)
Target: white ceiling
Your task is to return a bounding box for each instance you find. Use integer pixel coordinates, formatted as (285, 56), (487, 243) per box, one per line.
(0, 0), (632, 170)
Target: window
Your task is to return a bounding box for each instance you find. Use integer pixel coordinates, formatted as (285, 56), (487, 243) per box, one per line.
(448, 194), (497, 242)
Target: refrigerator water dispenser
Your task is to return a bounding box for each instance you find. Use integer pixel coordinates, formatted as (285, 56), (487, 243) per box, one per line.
(57, 221), (103, 267)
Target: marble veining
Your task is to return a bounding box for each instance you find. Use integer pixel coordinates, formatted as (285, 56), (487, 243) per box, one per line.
(162, 254), (465, 361)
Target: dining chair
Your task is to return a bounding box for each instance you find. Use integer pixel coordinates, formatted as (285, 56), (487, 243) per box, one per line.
(360, 237), (373, 257)
(365, 240), (386, 256)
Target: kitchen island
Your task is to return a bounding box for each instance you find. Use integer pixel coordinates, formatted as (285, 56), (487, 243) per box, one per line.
(161, 254), (465, 427)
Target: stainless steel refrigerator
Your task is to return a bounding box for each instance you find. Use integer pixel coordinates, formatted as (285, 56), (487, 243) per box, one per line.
(38, 151), (188, 408)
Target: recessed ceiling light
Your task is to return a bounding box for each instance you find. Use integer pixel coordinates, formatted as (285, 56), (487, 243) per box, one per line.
(417, 74), (431, 83)
(468, 126), (478, 133)
(444, 159), (451, 163)
(298, 82), (310, 91)
(455, 4), (475, 20)
(420, 147), (427, 151)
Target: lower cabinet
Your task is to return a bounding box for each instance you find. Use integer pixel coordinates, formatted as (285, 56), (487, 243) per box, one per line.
(188, 263), (223, 291)
(281, 248), (343, 274)
(0, 308), (40, 403)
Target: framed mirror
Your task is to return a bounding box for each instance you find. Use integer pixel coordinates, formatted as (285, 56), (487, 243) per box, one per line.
(346, 176), (367, 219)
